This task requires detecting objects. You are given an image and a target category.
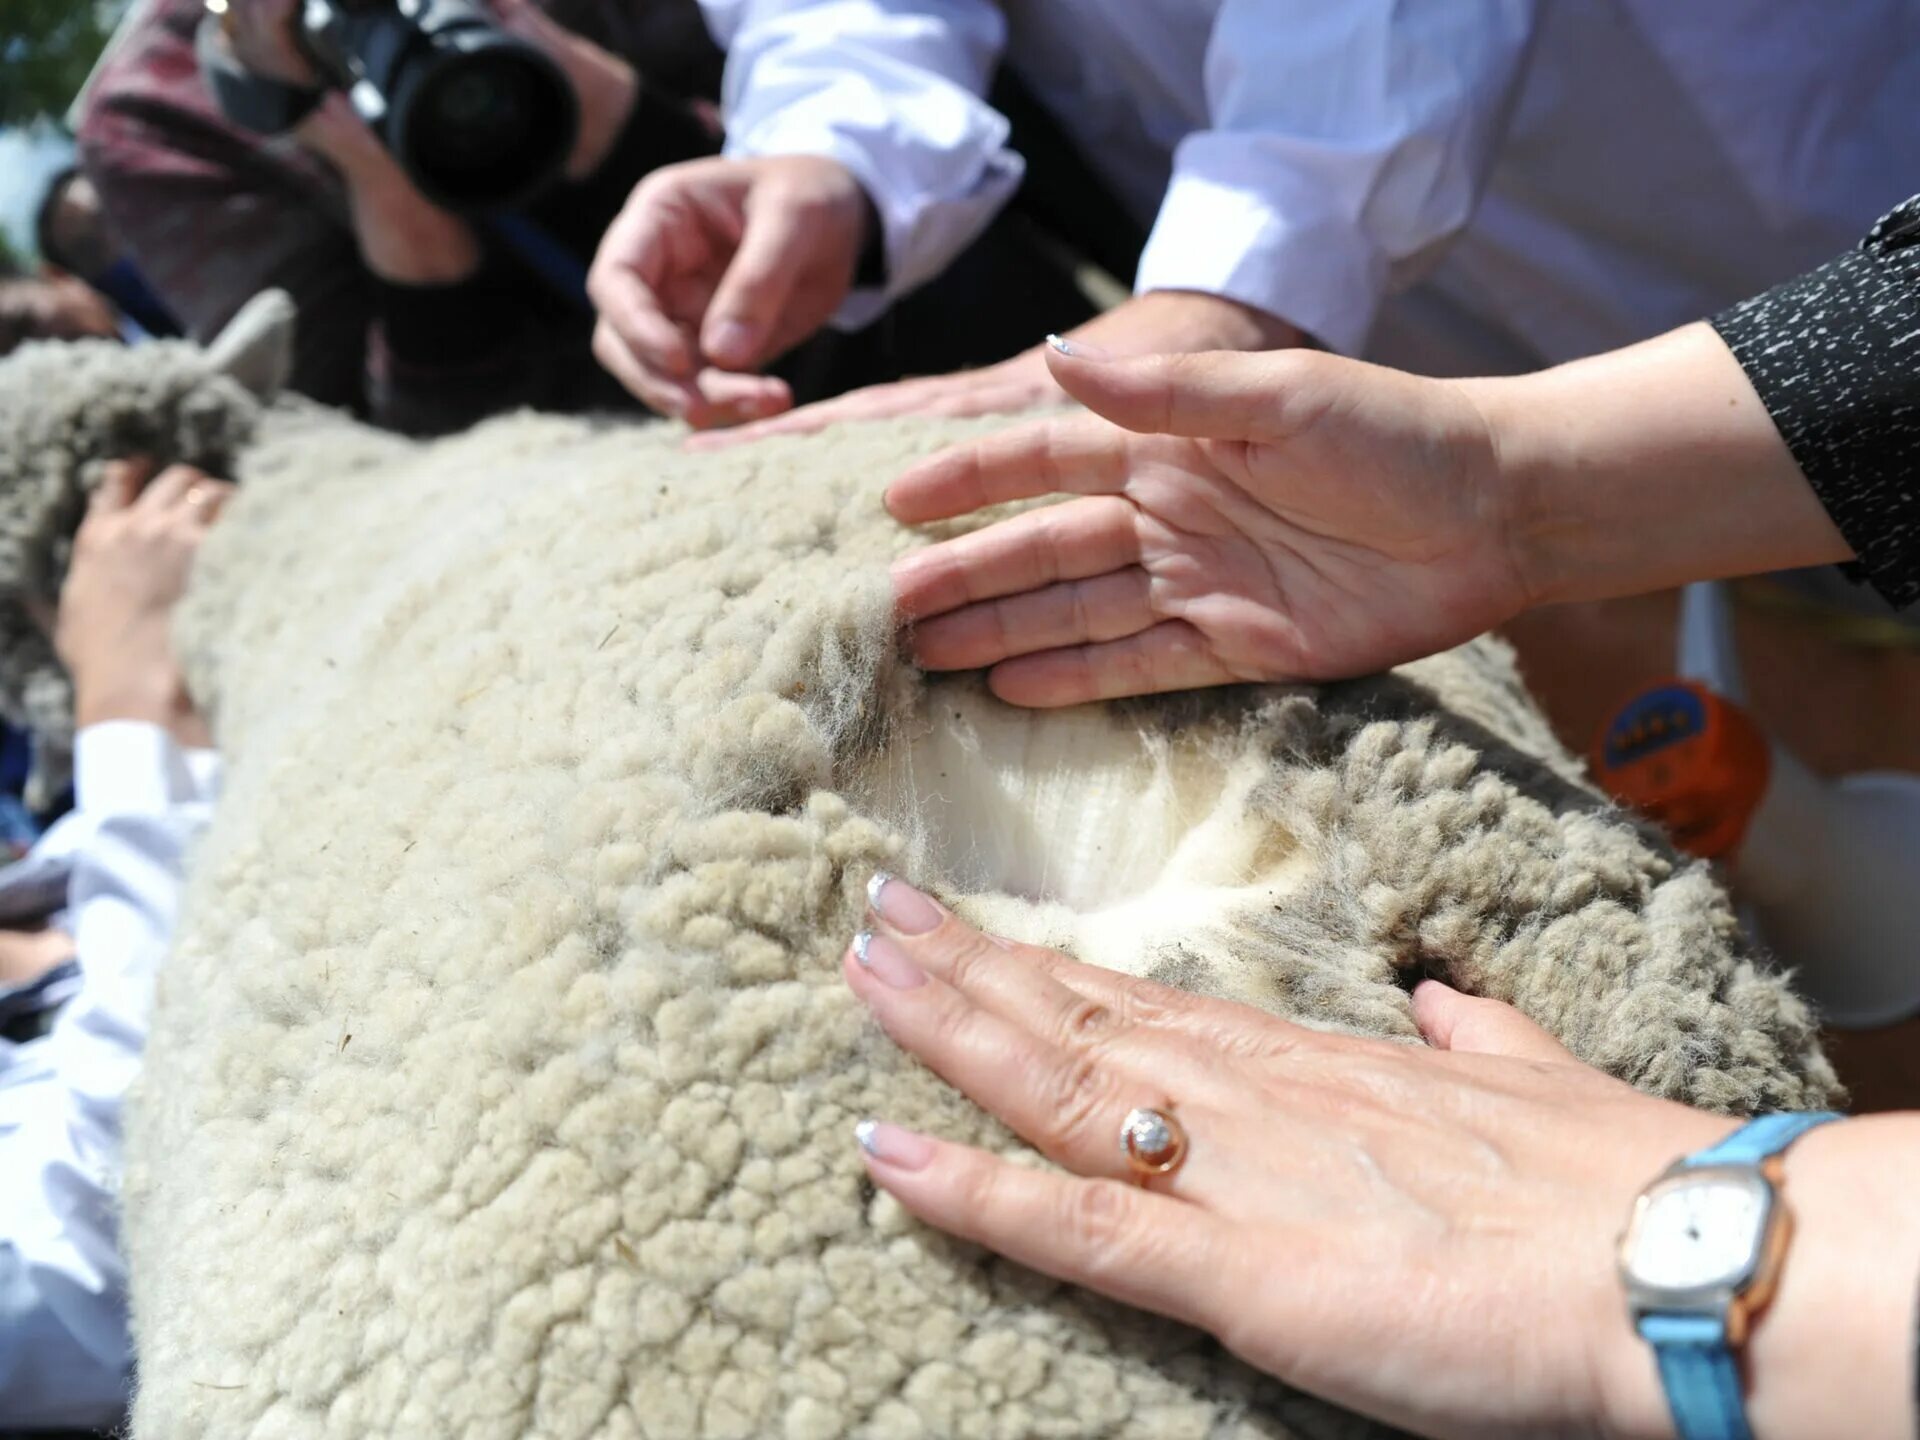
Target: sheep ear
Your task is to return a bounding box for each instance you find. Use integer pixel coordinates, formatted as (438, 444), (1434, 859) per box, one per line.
(203, 288), (297, 401)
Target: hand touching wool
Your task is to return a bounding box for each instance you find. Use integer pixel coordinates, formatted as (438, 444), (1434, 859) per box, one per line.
(55, 459), (228, 747)
(888, 327), (1855, 705)
(849, 878), (1920, 1440)
(887, 341), (1525, 705)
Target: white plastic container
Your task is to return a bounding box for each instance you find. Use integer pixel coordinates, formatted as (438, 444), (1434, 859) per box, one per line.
(1678, 582), (1920, 1027)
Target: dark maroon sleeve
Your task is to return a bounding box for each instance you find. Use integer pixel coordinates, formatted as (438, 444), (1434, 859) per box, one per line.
(77, 0), (721, 433)
(75, 0), (373, 411)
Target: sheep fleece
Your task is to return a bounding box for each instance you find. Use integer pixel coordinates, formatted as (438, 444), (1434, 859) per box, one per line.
(131, 401), (1837, 1440)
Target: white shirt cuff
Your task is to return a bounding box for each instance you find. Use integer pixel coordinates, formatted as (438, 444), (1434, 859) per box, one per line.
(725, 117), (1022, 330)
(1135, 148), (1388, 357)
(73, 723), (220, 817)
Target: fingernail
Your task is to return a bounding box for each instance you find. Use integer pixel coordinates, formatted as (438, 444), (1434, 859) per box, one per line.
(853, 931), (925, 989)
(708, 319), (755, 363)
(866, 871), (943, 935)
(1046, 333), (1112, 361)
(855, 1118), (934, 1170)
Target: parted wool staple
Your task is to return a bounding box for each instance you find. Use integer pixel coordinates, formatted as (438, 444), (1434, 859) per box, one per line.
(75, 331), (1838, 1438)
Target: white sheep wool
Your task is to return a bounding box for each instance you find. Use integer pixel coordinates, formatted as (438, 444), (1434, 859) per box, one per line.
(118, 374), (1839, 1439)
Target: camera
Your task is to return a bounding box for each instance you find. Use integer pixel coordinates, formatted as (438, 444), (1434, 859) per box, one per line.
(297, 0), (578, 211)
(202, 0), (579, 213)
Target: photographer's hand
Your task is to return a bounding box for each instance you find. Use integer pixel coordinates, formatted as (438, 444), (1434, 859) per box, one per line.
(296, 94), (482, 286)
(216, 0), (319, 88)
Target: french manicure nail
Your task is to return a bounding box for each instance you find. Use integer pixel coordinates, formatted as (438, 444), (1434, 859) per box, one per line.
(866, 871), (944, 935)
(1046, 333), (1113, 362)
(853, 931), (925, 989)
(854, 1118), (935, 1170)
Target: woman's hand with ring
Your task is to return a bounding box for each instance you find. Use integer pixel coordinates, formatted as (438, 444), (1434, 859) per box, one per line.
(845, 874), (1732, 1439)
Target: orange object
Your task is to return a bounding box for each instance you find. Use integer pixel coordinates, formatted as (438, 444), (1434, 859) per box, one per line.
(1592, 679), (1771, 859)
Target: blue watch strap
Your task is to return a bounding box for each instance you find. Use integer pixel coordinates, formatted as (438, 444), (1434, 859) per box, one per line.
(1639, 1313), (1753, 1440)
(1639, 1111), (1845, 1440)
(1682, 1110), (1843, 1169)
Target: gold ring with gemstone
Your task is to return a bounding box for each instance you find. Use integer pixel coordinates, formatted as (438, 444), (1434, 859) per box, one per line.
(1119, 1105), (1188, 1180)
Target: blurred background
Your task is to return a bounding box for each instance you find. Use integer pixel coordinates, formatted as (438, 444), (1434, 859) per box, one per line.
(0, 0), (118, 262)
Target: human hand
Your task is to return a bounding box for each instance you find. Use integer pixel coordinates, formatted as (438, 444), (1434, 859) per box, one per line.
(685, 287), (1305, 452)
(682, 345), (1065, 452)
(588, 155), (875, 426)
(295, 94), (482, 285)
(886, 342), (1529, 705)
(56, 460), (231, 746)
(842, 876), (1721, 1440)
(0, 926), (74, 987)
(214, 0), (319, 88)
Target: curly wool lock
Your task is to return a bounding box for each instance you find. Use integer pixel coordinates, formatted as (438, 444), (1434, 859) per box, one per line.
(22, 324), (1833, 1439)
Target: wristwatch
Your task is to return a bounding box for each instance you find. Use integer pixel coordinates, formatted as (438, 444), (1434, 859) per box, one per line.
(1619, 1110), (1844, 1440)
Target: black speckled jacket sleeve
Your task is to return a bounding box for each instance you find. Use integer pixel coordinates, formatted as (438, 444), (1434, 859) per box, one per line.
(1711, 195), (1920, 609)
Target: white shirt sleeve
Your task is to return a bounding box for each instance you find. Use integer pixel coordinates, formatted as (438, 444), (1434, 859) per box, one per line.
(701, 0), (1023, 327)
(0, 722), (221, 1430)
(1134, 0), (1538, 356)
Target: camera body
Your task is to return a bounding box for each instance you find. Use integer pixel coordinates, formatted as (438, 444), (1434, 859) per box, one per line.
(297, 0), (578, 211)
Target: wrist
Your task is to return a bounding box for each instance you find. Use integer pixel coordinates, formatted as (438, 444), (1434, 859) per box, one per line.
(1455, 324), (1854, 610)
(342, 174), (482, 285)
(1741, 1116), (1920, 1440)
(74, 671), (200, 738)
(1594, 1114), (1920, 1440)
(1447, 370), (1583, 611)
(563, 54), (639, 180)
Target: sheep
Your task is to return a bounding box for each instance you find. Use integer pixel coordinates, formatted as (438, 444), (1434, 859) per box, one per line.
(0, 313), (1835, 1440)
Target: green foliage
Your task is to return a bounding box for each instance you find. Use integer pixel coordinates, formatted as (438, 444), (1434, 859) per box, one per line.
(0, 0), (122, 126)
(0, 227), (23, 274)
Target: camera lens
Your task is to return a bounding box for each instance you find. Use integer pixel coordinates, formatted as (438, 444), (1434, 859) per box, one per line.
(394, 42), (576, 210)
(443, 63), (523, 129)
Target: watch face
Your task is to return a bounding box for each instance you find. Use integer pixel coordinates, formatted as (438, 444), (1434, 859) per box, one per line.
(1622, 1168), (1773, 1294)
